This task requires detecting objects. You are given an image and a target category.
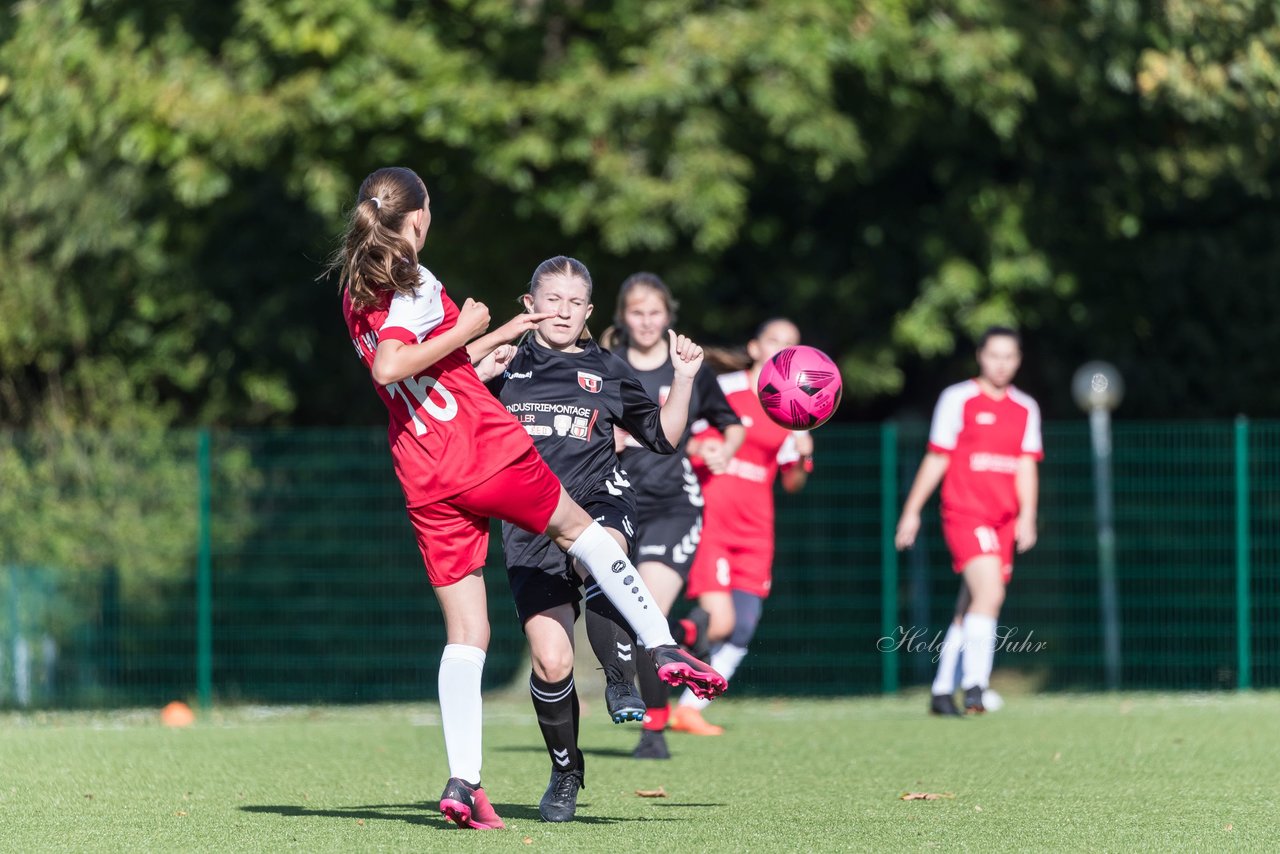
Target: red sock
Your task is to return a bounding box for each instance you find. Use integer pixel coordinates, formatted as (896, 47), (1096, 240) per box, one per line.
(678, 618), (697, 648)
(643, 705), (670, 732)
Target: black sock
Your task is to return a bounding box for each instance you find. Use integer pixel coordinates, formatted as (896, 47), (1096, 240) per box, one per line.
(530, 673), (582, 773)
(585, 579), (639, 685)
(669, 605), (710, 654)
(636, 649), (670, 730)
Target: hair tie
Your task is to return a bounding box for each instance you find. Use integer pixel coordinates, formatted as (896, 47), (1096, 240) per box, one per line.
(369, 196), (381, 209)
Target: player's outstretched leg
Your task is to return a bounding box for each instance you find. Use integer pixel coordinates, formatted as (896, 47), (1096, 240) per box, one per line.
(539, 751), (585, 822)
(558, 518), (725, 698)
(584, 581), (646, 723)
(649, 644), (728, 699)
(439, 778), (505, 830)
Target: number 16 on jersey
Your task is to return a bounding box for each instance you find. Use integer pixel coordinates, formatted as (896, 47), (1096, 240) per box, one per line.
(389, 375), (459, 436)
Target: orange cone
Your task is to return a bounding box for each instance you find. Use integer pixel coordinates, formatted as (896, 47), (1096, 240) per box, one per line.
(161, 701), (196, 727)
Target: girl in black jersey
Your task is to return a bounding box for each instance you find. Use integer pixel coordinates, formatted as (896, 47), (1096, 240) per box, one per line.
(487, 256), (711, 822)
(600, 273), (746, 760)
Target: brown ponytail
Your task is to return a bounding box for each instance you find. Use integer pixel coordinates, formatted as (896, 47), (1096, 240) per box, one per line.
(703, 346), (752, 373)
(327, 167), (428, 309)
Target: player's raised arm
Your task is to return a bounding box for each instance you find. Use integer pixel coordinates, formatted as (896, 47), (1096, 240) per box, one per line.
(474, 344), (516, 384)
(371, 298), (489, 386)
(613, 367), (677, 454)
(466, 309), (556, 365)
(656, 329), (703, 446)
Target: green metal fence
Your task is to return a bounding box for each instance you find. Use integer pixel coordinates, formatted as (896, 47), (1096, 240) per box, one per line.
(1, 421), (1276, 709)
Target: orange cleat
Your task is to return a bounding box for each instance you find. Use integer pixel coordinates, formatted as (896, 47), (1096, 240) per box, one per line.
(670, 705), (724, 736)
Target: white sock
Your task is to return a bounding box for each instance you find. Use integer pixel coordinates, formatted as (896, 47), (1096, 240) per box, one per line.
(931, 623), (965, 695)
(438, 644), (485, 785)
(567, 522), (675, 649)
(679, 643), (748, 710)
(961, 614), (997, 690)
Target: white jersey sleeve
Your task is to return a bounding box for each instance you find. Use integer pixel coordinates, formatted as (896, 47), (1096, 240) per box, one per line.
(716, 370), (751, 395)
(1009, 387), (1044, 457)
(379, 266), (445, 344)
(777, 432), (804, 465)
(927, 381), (977, 453)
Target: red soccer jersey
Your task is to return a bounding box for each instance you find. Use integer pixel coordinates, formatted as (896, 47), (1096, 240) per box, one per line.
(343, 265), (534, 508)
(926, 379), (1043, 524)
(691, 370), (805, 543)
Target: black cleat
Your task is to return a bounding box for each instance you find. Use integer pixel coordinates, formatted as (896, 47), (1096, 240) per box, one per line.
(539, 763), (585, 823)
(649, 645), (726, 700)
(605, 679), (646, 724)
(930, 693), (963, 717)
(963, 685), (986, 714)
(632, 729), (670, 760)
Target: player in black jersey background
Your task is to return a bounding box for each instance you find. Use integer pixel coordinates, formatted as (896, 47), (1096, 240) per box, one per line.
(486, 256), (710, 822)
(601, 273), (745, 760)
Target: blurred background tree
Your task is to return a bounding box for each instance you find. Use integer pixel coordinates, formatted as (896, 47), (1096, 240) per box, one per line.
(2, 0), (1278, 434)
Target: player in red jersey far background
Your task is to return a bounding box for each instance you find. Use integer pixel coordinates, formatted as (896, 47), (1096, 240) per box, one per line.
(895, 327), (1043, 715)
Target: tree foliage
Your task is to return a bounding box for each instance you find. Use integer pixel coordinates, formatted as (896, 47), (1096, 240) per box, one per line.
(2, 0), (1279, 434)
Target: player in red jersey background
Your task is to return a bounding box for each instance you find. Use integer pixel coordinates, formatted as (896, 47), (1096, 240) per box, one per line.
(895, 327), (1042, 715)
(330, 167), (725, 829)
(673, 319), (815, 735)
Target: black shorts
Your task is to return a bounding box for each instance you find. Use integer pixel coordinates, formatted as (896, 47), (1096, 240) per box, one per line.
(506, 492), (636, 624)
(631, 505), (703, 578)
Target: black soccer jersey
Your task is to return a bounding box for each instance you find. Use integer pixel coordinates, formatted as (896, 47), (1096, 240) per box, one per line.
(613, 345), (742, 514)
(490, 336), (676, 567)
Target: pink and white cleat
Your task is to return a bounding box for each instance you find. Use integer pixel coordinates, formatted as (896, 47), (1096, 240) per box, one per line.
(439, 777), (506, 830)
(650, 645), (727, 700)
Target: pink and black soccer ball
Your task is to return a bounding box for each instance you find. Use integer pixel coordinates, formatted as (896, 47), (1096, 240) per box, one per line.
(756, 345), (843, 430)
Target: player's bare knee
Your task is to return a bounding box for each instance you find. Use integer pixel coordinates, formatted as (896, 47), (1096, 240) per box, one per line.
(446, 623), (490, 649)
(530, 645), (575, 682)
(969, 588), (1004, 616)
(545, 498), (592, 550)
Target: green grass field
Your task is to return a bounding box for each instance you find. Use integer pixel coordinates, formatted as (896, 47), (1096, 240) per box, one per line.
(3, 690), (1277, 852)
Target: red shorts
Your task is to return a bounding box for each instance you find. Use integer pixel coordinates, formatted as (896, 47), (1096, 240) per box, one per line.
(686, 533), (774, 600)
(942, 513), (1015, 584)
(407, 446), (562, 587)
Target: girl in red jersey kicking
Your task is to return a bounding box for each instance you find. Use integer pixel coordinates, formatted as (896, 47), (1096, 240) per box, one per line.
(330, 167), (725, 830)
